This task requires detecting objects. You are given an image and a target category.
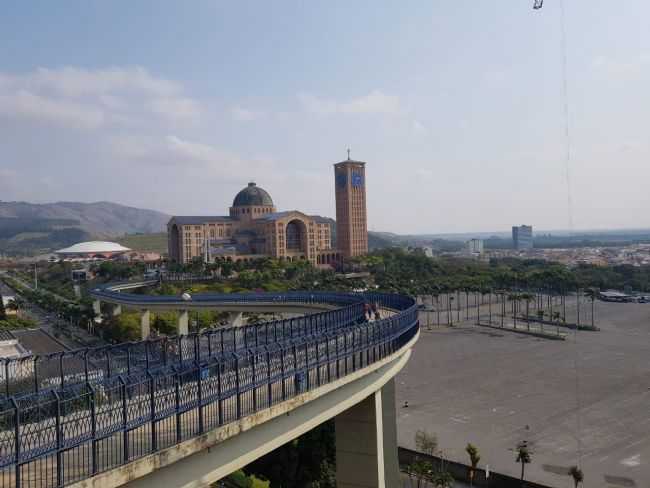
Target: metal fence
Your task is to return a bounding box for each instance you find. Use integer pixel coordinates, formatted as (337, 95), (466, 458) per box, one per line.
(1, 291), (379, 399)
(0, 291), (418, 488)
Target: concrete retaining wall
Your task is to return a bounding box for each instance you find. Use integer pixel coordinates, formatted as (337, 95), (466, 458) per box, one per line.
(398, 447), (553, 488)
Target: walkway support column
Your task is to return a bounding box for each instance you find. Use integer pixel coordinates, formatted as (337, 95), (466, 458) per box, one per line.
(335, 378), (399, 488)
(112, 304), (122, 317)
(141, 310), (151, 340)
(178, 310), (189, 336)
(93, 299), (101, 317)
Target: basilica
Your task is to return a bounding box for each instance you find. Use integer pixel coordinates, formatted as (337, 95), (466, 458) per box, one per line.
(168, 157), (368, 267)
(168, 182), (339, 267)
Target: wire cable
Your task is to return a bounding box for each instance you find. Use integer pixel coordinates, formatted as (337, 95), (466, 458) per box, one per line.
(559, 0), (583, 472)
(560, 0), (574, 234)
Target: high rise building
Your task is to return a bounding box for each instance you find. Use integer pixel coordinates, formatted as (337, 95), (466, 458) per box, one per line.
(512, 225), (533, 250)
(466, 238), (484, 255)
(334, 153), (368, 258)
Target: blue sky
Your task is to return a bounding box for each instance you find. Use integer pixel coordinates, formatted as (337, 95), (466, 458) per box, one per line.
(1, 1), (648, 233)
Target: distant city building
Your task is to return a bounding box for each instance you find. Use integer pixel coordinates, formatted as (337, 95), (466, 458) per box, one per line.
(466, 238), (484, 255)
(55, 241), (131, 260)
(334, 154), (368, 258)
(422, 246), (434, 258)
(512, 225), (533, 250)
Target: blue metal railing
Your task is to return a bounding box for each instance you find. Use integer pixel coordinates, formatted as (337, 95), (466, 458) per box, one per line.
(0, 291), (383, 399)
(0, 290), (418, 488)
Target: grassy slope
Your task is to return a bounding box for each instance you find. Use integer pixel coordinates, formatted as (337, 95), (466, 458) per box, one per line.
(117, 233), (168, 253)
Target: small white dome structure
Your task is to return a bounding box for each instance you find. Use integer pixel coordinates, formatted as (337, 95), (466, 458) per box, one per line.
(55, 241), (131, 259)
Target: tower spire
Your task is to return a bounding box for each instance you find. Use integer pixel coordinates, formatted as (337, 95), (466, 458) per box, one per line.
(347, 148), (351, 160)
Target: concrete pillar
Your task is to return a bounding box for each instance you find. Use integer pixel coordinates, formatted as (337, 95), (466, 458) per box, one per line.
(228, 311), (244, 327)
(93, 299), (101, 317)
(140, 310), (151, 340)
(335, 378), (399, 488)
(177, 310), (189, 336)
(112, 304), (122, 317)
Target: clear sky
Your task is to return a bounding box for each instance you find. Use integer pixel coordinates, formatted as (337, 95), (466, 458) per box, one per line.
(1, 1), (648, 234)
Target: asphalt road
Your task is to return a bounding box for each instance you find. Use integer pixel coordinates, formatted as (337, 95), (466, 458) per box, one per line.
(396, 301), (650, 488)
(0, 271), (99, 349)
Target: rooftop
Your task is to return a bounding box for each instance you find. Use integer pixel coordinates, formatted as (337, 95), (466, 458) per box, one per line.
(232, 182), (274, 207)
(170, 216), (234, 225)
(259, 210), (316, 222)
(55, 241), (131, 255)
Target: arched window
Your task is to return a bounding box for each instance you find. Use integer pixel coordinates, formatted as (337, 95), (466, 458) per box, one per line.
(286, 220), (304, 251)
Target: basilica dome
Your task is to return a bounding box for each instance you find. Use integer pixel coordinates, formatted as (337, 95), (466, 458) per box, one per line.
(232, 182), (274, 207)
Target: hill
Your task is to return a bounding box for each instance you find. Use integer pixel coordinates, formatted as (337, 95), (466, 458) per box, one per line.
(368, 231), (400, 250)
(117, 233), (168, 253)
(0, 201), (170, 256)
(0, 201), (169, 236)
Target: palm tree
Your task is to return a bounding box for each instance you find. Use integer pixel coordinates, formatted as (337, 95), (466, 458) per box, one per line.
(508, 293), (520, 328)
(500, 291), (506, 328)
(584, 288), (597, 328)
(448, 295), (454, 326)
(522, 293), (534, 331)
(569, 466), (584, 488)
(465, 443), (480, 487)
(515, 441), (532, 487)
(487, 288), (493, 325)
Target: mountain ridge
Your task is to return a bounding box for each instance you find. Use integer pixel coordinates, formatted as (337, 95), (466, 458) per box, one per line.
(0, 201), (170, 237)
(0, 201), (171, 256)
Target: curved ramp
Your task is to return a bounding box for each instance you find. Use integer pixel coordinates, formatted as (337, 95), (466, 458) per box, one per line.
(0, 289), (419, 488)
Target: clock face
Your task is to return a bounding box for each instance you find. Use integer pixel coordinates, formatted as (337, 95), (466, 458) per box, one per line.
(351, 171), (364, 187)
(336, 172), (347, 188)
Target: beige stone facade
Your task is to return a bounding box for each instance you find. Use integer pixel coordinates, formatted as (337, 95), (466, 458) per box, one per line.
(168, 183), (339, 266)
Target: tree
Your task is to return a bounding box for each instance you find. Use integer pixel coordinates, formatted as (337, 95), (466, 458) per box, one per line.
(6, 296), (24, 314)
(515, 441), (532, 487)
(245, 421), (335, 488)
(407, 457), (433, 488)
(415, 430), (438, 457)
(430, 470), (454, 488)
(409, 431), (436, 488)
(569, 466), (584, 488)
(465, 443), (480, 487)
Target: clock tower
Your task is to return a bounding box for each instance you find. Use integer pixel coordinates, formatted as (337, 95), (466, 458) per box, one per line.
(334, 152), (368, 258)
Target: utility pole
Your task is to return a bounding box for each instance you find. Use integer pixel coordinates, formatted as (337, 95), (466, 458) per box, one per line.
(34, 264), (38, 290)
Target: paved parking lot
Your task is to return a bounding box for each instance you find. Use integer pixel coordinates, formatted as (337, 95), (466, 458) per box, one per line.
(396, 301), (650, 488)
